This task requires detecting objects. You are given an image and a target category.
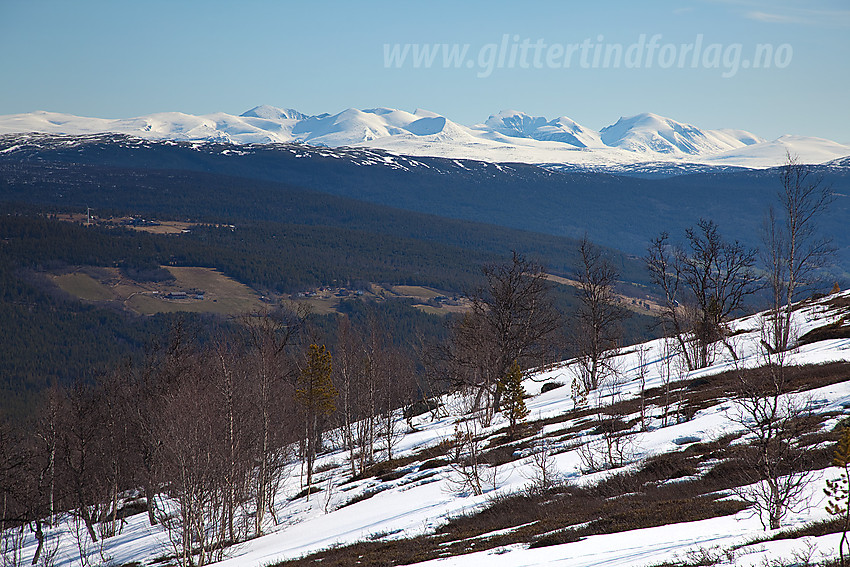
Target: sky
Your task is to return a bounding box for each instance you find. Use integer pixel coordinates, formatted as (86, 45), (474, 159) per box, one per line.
(0, 0), (848, 143)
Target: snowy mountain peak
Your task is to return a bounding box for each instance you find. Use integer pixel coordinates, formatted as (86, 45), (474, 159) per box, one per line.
(240, 105), (308, 121)
(484, 110), (549, 136)
(483, 110), (603, 148)
(599, 112), (766, 155)
(412, 108), (443, 119)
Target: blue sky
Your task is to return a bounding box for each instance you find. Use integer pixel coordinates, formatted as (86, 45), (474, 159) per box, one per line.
(1, 0), (848, 142)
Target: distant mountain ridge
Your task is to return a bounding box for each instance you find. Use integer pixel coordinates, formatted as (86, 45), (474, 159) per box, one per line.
(1, 106), (848, 168)
(1, 131), (848, 278)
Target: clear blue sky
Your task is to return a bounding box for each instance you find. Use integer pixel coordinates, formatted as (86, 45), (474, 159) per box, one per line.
(1, 0), (848, 143)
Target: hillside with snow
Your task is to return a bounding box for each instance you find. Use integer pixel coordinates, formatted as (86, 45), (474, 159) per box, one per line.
(6, 291), (850, 567)
(1, 106), (847, 168)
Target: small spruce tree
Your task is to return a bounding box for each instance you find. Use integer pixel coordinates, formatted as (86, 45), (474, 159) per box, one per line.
(295, 344), (337, 492)
(826, 425), (850, 567)
(501, 360), (529, 438)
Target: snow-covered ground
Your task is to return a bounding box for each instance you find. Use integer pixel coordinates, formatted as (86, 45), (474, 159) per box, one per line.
(1, 106), (848, 168)
(6, 292), (850, 567)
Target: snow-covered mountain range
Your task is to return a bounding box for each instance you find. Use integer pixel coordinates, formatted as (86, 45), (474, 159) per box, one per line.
(1, 106), (848, 168)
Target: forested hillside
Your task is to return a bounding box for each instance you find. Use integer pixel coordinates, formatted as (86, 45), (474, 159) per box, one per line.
(1, 134), (847, 274)
(0, 211), (658, 420)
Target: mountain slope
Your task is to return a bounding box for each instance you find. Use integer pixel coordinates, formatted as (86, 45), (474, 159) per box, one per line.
(8, 290), (850, 567)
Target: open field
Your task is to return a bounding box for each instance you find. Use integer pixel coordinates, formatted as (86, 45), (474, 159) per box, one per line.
(53, 213), (196, 234)
(52, 266), (267, 316)
(390, 285), (445, 299)
(126, 220), (195, 234)
(52, 272), (117, 301)
(544, 273), (666, 315)
(381, 284), (469, 315)
(51, 266), (468, 318)
(293, 297), (343, 316)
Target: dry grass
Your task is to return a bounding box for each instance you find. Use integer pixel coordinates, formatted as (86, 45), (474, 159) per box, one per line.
(412, 303), (467, 316)
(52, 272), (116, 301)
(798, 318), (850, 346)
(390, 285), (444, 299)
(544, 273), (667, 316)
(52, 265), (267, 316)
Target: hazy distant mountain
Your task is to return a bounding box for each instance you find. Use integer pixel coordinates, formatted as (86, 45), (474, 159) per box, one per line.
(0, 106), (848, 167)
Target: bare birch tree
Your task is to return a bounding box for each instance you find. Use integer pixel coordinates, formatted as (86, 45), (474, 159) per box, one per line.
(447, 252), (562, 421)
(572, 237), (630, 391)
(646, 220), (761, 369)
(763, 153), (835, 353)
(733, 324), (813, 530)
(242, 309), (300, 536)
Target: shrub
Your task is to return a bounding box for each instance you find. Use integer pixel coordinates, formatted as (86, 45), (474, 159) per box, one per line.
(420, 458), (447, 470)
(314, 461), (340, 474)
(290, 486), (322, 501)
(378, 470), (407, 482)
(528, 529), (582, 548)
(338, 487), (386, 509)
